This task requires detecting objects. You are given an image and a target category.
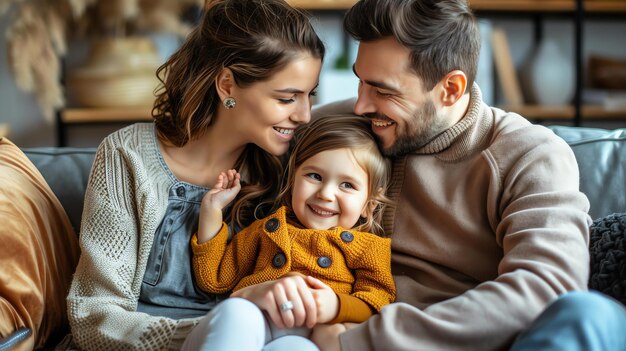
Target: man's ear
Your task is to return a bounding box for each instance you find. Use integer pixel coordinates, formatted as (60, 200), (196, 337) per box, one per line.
(440, 70), (467, 107)
(215, 67), (236, 101)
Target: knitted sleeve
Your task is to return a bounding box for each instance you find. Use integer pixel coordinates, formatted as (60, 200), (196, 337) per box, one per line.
(191, 221), (262, 293)
(66, 131), (187, 351)
(344, 235), (396, 311)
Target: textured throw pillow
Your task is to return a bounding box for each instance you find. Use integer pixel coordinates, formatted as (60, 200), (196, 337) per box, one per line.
(589, 213), (626, 305)
(0, 138), (80, 350)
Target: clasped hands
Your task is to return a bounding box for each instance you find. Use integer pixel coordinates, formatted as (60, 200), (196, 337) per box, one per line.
(230, 273), (351, 350)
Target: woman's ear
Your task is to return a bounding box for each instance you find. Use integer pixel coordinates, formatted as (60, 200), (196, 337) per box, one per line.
(215, 67), (236, 101)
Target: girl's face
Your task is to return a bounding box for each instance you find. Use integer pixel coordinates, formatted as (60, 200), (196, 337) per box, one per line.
(291, 148), (370, 230)
(230, 54), (321, 156)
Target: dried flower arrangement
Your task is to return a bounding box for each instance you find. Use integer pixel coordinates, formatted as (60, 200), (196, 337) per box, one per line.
(1, 0), (203, 120)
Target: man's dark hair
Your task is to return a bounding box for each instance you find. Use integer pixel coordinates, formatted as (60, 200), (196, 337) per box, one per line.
(344, 0), (480, 91)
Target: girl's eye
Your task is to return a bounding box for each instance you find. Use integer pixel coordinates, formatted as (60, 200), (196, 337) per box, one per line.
(340, 182), (355, 190)
(305, 173), (322, 181)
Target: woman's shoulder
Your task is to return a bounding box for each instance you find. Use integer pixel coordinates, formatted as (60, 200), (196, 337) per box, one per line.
(93, 122), (166, 179)
(100, 123), (155, 150)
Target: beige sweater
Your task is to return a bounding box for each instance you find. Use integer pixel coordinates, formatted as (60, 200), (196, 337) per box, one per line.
(324, 86), (591, 351)
(67, 123), (199, 351)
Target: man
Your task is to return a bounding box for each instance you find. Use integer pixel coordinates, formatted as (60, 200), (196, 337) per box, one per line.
(309, 0), (626, 350)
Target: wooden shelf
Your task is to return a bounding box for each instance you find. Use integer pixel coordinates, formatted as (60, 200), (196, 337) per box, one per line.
(503, 104), (626, 120)
(287, 0), (626, 12)
(470, 0), (576, 12)
(61, 107), (153, 124)
(286, 0), (356, 10)
(585, 1), (626, 12)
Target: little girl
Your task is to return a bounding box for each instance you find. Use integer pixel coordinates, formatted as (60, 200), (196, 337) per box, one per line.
(185, 115), (396, 350)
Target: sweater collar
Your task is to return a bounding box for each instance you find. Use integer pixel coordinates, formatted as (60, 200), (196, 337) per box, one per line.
(412, 83), (492, 160)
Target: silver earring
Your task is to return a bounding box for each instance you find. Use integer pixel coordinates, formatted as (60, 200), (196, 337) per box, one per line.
(223, 97), (236, 109)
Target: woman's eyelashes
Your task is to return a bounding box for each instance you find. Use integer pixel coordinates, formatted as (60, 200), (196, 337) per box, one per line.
(278, 97), (296, 104)
(278, 89), (317, 104)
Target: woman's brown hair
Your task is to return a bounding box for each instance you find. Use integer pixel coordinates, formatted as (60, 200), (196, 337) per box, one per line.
(152, 0), (324, 228)
(275, 115), (392, 236)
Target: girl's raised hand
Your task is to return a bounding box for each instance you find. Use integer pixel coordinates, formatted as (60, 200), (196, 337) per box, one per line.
(197, 169), (241, 243)
(205, 169), (241, 209)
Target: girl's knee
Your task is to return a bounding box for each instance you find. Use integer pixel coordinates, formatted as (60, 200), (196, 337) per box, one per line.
(214, 297), (265, 326)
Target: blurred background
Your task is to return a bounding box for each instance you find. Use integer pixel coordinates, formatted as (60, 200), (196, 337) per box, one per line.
(1, 0), (625, 147)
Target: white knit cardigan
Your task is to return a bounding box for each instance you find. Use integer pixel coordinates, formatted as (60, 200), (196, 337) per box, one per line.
(67, 123), (201, 350)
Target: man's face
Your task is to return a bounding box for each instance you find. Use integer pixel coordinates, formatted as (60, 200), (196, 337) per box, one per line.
(353, 37), (448, 157)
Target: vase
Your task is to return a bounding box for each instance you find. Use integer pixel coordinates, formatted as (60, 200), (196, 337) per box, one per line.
(524, 39), (575, 106)
(66, 37), (162, 108)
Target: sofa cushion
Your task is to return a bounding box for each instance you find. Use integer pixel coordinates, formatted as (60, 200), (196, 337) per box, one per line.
(23, 147), (96, 234)
(589, 213), (626, 304)
(0, 138), (80, 350)
(549, 126), (626, 220)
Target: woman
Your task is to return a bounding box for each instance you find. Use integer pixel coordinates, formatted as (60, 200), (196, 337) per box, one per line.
(66, 0), (324, 349)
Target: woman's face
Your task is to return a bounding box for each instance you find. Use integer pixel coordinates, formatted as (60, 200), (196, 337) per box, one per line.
(231, 54), (322, 156)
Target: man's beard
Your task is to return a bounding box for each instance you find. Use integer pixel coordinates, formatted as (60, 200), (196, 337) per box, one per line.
(370, 99), (446, 157)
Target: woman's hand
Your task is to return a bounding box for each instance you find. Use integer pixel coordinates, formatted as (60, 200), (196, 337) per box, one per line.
(306, 276), (339, 323)
(231, 274), (318, 329)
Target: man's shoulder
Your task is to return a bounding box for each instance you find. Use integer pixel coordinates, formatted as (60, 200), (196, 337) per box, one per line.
(490, 107), (566, 150)
(486, 107), (573, 165)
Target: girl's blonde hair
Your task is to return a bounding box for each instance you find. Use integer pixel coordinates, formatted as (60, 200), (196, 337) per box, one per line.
(275, 114), (392, 236)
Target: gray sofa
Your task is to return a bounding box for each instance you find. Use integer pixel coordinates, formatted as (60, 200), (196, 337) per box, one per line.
(2, 124), (625, 349)
(22, 125), (626, 238)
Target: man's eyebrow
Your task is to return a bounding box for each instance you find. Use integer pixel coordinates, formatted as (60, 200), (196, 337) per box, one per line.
(352, 64), (400, 93)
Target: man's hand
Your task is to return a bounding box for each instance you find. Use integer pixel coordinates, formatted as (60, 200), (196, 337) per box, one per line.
(231, 274), (318, 329)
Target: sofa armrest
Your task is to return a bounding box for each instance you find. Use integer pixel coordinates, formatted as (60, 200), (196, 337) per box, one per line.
(549, 126), (626, 220)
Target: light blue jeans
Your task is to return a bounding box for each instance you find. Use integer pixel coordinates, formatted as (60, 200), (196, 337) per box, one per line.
(511, 291), (626, 351)
(184, 291), (626, 351)
(182, 298), (318, 351)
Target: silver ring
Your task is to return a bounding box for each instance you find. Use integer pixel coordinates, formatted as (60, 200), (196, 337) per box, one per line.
(280, 300), (294, 312)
